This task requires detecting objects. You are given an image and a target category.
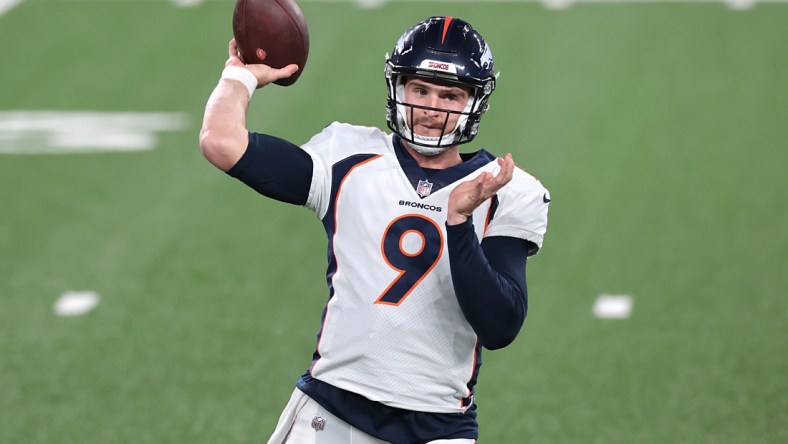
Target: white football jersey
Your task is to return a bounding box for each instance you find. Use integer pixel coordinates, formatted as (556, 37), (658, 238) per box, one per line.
(300, 122), (548, 414)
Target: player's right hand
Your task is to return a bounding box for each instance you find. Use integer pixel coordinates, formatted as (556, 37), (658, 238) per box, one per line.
(225, 39), (298, 88)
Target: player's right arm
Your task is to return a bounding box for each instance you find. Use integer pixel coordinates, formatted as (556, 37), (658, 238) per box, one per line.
(200, 39), (298, 171)
(227, 132), (313, 205)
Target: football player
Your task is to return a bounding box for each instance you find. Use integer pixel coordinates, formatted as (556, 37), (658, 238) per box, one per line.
(200, 16), (549, 444)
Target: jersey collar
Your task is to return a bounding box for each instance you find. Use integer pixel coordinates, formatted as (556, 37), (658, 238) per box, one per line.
(393, 135), (496, 198)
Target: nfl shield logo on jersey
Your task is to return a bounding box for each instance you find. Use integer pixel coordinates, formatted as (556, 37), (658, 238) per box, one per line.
(311, 415), (327, 432)
(416, 179), (433, 197)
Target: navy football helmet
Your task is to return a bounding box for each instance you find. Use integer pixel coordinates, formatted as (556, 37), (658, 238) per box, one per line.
(385, 16), (497, 155)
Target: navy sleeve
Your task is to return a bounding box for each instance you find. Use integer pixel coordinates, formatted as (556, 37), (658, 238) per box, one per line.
(226, 132), (313, 206)
(446, 219), (532, 350)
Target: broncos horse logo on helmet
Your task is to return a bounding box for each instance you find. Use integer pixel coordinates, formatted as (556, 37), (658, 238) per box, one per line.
(385, 16), (498, 156)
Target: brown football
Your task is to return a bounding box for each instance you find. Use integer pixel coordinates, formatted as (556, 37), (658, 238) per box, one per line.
(232, 0), (309, 86)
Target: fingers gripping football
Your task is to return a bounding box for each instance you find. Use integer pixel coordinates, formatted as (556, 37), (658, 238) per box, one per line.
(226, 38), (299, 88)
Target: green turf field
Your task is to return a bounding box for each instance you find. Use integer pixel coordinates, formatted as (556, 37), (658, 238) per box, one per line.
(1, 0), (786, 442)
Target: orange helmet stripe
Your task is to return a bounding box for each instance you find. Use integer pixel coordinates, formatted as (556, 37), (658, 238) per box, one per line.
(441, 16), (454, 44)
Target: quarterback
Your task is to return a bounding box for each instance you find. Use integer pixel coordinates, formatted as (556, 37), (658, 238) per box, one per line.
(200, 16), (549, 444)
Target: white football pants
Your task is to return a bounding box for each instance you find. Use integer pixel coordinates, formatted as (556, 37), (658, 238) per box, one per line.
(268, 388), (476, 444)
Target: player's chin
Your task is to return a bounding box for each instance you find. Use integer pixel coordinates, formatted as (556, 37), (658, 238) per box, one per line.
(413, 125), (444, 138)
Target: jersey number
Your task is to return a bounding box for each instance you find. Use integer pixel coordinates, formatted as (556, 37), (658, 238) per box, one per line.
(375, 214), (444, 306)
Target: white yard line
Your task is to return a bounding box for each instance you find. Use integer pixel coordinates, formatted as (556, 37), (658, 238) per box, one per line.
(171, 0), (205, 7)
(54, 291), (101, 317)
(593, 294), (634, 319)
(0, 111), (188, 154)
(0, 0), (24, 17)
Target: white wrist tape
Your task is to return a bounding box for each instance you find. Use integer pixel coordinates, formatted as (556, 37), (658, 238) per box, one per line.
(220, 66), (258, 99)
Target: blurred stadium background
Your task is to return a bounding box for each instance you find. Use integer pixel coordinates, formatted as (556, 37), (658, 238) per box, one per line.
(1, 0), (786, 442)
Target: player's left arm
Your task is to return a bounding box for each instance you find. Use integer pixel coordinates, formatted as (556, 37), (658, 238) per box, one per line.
(446, 154), (545, 349)
(447, 223), (531, 350)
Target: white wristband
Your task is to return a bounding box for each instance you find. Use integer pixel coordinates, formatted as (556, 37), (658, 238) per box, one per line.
(220, 66), (258, 99)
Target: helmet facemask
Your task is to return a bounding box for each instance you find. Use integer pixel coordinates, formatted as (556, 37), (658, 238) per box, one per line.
(387, 72), (487, 156)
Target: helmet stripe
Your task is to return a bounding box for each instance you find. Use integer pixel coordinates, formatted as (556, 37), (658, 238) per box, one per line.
(441, 16), (454, 45)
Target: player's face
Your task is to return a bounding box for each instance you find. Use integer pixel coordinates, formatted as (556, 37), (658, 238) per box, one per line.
(402, 78), (470, 139)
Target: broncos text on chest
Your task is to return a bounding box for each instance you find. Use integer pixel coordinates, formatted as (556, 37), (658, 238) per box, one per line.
(398, 200), (443, 213)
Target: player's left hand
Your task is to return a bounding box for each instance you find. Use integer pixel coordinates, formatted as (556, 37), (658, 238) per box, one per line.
(447, 153), (515, 226)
